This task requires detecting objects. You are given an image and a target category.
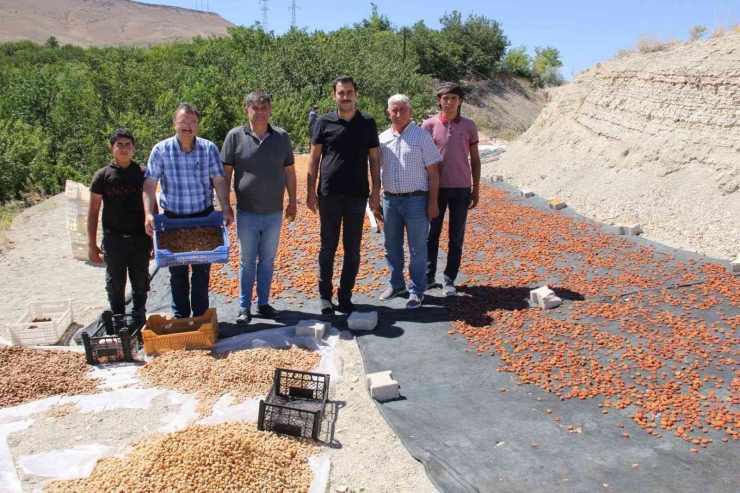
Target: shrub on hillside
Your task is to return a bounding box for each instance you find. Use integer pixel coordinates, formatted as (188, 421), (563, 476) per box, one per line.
(689, 25), (707, 41)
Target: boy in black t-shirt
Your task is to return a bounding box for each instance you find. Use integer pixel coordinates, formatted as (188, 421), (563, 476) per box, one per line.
(88, 129), (152, 315)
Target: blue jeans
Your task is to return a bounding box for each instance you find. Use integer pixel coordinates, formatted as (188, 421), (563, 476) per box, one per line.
(237, 210), (283, 311)
(383, 193), (429, 295)
(427, 187), (471, 284)
(166, 206), (213, 319)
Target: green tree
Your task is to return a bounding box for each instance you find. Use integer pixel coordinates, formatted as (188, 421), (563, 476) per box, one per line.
(45, 37), (59, 49)
(439, 11), (509, 77)
(501, 45), (531, 76)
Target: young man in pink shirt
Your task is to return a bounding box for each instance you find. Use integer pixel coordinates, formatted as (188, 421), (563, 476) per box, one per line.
(421, 82), (481, 296)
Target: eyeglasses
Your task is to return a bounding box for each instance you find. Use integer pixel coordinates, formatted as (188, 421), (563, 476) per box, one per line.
(175, 120), (199, 127)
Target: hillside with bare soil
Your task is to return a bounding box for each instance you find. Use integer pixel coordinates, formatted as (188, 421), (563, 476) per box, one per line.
(0, 0), (234, 46)
(462, 76), (546, 140)
(485, 33), (740, 260)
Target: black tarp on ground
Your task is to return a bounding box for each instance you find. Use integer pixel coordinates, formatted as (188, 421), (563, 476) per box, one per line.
(147, 181), (740, 492)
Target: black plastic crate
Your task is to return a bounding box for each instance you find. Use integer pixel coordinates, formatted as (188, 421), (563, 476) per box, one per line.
(258, 368), (330, 441)
(81, 310), (145, 365)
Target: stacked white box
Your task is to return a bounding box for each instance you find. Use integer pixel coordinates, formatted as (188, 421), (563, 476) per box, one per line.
(65, 180), (102, 260)
(732, 256), (740, 274)
(295, 320), (330, 339)
(520, 188), (534, 198)
(366, 370), (400, 401)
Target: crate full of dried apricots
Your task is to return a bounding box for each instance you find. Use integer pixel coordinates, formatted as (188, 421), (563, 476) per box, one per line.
(153, 211), (230, 268)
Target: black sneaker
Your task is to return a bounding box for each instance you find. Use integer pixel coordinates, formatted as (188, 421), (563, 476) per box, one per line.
(337, 298), (356, 315)
(236, 309), (252, 325)
(257, 304), (282, 320)
(320, 299), (335, 316)
(426, 277), (439, 290)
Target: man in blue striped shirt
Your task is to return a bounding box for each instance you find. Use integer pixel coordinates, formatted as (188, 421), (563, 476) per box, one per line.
(377, 94), (441, 309)
(143, 103), (234, 318)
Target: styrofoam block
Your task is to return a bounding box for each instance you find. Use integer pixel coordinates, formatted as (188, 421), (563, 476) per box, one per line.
(347, 311), (378, 331)
(295, 320), (330, 339)
(366, 370), (393, 388)
(549, 198), (567, 210)
(489, 175), (503, 183)
(540, 293), (563, 309)
(732, 256), (740, 274)
(529, 286), (554, 305)
(366, 371), (400, 401)
(520, 188), (534, 198)
(617, 223), (643, 236)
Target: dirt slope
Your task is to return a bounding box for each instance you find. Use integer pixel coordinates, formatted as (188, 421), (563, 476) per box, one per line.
(0, 0), (234, 47)
(485, 33), (740, 260)
(462, 76), (546, 139)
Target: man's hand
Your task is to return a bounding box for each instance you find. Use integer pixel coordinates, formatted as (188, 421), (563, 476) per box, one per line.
(368, 191), (381, 212)
(307, 191), (319, 213)
(374, 207), (384, 224)
(428, 203), (439, 221)
(145, 213), (156, 236)
(88, 244), (103, 264)
(223, 207), (234, 227)
(285, 203), (297, 222)
(469, 187), (480, 210)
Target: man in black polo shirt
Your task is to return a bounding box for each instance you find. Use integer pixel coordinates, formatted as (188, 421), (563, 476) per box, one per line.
(88, 129), (152, 316)
(307, 75), (381, 315)
(222, 91), (296, 325)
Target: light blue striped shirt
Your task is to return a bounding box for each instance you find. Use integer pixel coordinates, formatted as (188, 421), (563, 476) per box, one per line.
(145, 136), (225, 215)
(379, 123), (442, 193)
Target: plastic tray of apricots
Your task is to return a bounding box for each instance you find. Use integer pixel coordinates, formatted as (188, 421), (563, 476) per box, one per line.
(153, 211), (229, 268)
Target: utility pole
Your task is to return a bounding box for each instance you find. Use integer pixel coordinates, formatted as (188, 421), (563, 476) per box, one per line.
(260, 0), (269, 30)
(289, 0), (298, 28)
(402, 27), (408, 63)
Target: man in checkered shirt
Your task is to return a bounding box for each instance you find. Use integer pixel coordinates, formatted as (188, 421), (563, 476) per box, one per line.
(377, 94), (441, 309)
(143, 103), (234, 319)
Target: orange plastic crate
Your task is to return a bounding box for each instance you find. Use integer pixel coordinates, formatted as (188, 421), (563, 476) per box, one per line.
(142, 309), (218, 355)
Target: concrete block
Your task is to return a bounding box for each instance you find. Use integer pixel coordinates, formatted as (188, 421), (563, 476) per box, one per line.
(617, 223), (643, 236)
(295, 319), (330, 339)
(540, 293), (563, 309)
(530, 285), (554, 305)
(489, 175), (503, 183)
(732, 256), (740, 274)
(549, 198), (567, 210)
(366, 370), (400, 401)
(348, 311), (378, 331)
(520, 188), (534, 198)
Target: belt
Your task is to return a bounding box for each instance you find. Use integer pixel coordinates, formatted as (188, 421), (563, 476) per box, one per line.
(384, 190), (427, 197)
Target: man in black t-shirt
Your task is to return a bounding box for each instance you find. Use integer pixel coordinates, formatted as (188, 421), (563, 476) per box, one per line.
(307, 76), (381, 315)
(88, 129), (152, 315)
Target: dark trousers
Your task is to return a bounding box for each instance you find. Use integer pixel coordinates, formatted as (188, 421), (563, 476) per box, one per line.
(165, 207), (213, 319)
(427, 187), (471, 284)
(103, 234), (151, 315)
(318, 194), (367, 302)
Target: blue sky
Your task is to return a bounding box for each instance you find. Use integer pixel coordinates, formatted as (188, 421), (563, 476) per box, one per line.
(141, 0), (740, 79)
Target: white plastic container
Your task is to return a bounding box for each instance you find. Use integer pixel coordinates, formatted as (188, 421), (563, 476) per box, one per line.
(3, 300), (74, 346)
